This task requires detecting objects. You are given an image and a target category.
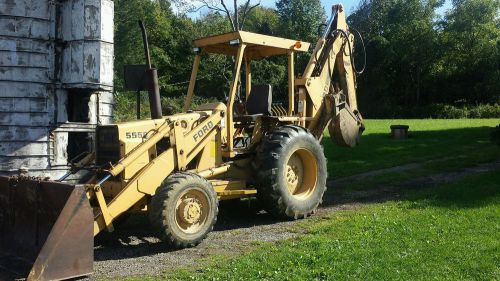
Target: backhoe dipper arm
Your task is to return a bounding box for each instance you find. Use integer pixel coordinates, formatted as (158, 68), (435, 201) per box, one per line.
(297, 4), (364, 147)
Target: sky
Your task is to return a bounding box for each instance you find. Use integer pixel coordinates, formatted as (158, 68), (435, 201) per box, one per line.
(186, 0), (453, 19)
(184, 0), (363, 18)
(260, 0), (361, 15)
(259, 0), (452, 16)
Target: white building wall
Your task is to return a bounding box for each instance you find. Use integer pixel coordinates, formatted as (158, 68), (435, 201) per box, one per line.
(0, 0), (114, 179)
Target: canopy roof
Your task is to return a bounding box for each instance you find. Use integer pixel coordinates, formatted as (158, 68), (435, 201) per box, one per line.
(193, 31), (311, 60)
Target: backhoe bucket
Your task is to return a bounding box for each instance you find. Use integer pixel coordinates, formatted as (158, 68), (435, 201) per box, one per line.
(329, 104), (364, 148)
(0, 176), (94, 281)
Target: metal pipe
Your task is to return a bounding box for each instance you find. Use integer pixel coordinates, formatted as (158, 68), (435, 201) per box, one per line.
(198, 164), (231, 179)
(138, 20), (162, 119)
(322, 12), (336, 39)
(57, 152), (95, 182)
(98, 174), (112, 186)
(147, 68), (163, 119)
(57, 172), (72, 182)
(139, 21), (152, 69)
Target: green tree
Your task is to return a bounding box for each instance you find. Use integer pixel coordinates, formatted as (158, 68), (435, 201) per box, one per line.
(114, 0), (194, 96)
(242, 6), (280, 35)
(348, 0), (444, 116)
(172, 0), (261, 31)
(191, 13), (234, 100)
(276, 0), (326, 42)
(276, 0), (326, 72)
(436, 0), (500, 104)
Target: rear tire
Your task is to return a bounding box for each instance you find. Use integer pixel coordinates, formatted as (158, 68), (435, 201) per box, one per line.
(149, 172), (218, 248)
(255, 125), (327, 219)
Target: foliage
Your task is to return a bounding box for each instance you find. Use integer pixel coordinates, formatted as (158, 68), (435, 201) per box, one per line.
(434, 0), (500, 104)
(172, 0), (261, 31)
(348, 0), (499, 118)
(276, 0), (326, 42)
(113, 92), (216, 122)
(349, 0), (445, 111)
(276, 0), (326, 70)
(113, 0), (500, 120)
(371, 103), (500, 119)
(242, 6), (280, 35)
(114, 0), (194, 97)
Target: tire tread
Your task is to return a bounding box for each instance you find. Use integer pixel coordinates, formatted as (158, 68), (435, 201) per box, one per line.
(149, 172), (218, 249)
(255, 125), (327, 219)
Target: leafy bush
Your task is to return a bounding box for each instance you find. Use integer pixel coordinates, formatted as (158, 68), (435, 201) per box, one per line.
(468, 104), (500, 118)
(436, 105), (468, 119)
(491, 125), (500, 146)
(161, 95), (217, 115)
(367, 104), (500, 119)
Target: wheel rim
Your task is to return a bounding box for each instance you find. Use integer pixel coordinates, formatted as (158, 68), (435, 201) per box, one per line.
(285, 148), (318, 200)
(175, 188), (210, 234)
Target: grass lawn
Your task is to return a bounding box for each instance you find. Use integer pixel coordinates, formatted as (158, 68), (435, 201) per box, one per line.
(121, 119), (499, 281)
(164, 171), (499, 281)
(324, 119), (500, 178)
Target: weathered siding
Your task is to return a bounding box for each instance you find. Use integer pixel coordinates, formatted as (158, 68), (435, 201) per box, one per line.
(0, 0), (114, 179)
(59, 0), (114, 89)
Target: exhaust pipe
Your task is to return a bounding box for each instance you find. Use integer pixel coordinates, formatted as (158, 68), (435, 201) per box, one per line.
(138, 20), (162, 119)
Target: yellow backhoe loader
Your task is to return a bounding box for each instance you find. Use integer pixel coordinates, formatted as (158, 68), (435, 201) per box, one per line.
(0, 4), (364, 280)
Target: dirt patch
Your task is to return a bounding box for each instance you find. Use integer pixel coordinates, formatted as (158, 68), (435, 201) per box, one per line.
(325, 160), (500, 206)
(88, 160), (500, 280)
(330, 156), (461, 188)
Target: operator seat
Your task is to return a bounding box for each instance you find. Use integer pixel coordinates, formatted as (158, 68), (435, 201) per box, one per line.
(246, 84), (272, 115)
(234, 84), (272, 123)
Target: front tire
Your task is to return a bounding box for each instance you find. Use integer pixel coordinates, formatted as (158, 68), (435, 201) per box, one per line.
(255, 125), (327, 219)
(149, 172), (218, 248)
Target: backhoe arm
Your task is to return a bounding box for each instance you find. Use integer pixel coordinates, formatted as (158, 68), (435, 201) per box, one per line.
(296, 4), (364, 147)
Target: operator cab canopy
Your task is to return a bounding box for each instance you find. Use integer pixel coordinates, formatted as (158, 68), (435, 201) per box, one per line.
(193, 31), (311, 59)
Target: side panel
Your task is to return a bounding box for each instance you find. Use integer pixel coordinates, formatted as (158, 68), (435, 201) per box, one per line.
(117, 121), (159, 179)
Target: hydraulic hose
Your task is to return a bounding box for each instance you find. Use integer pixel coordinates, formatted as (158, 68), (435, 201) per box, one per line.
(312, 26), (367, 76)
(332, 28), (366, 75)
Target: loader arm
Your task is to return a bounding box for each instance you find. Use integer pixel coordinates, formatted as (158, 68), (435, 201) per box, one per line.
(296, 4), (364, 147)
(92, 109), (224, 235)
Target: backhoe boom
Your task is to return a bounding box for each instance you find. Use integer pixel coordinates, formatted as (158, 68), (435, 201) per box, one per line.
(297, 4), (364, 147)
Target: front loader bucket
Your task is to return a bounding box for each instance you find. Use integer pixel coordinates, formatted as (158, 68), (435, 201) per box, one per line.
(0, 176), (94, 281)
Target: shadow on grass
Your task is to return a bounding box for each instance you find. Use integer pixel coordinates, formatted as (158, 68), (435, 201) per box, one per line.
(404, 171), (500, 209)
(321, 167), (500, 211)
(94, 126), (499, 261)
(323, 126), (498, 178)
